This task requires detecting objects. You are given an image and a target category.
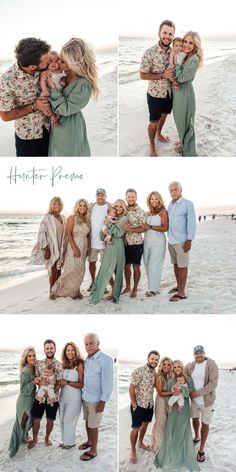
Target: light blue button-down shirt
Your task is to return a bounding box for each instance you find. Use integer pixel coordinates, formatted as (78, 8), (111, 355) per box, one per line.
(168, 197), (196, 245)
(82, 350), (113, 403)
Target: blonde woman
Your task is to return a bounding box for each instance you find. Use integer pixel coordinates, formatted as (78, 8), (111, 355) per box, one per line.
(152, 357), (173, 453)
(90, 199), (128, 304)
(154, 360), (200, 471)
(31, 197), (67, 297)
(59, 342), (84, 449)
(47, 37), (100, 156)
(51, 199), (91, 299)
(9, 347), (36, 457)
(143, 191), (168, 296)
(172, 31), (203, 156)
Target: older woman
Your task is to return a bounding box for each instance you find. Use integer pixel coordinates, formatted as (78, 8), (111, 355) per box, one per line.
(143, 191), (168, 296)
(46, 37), (99, 156)
(173, 32), (203, 156)
(51, 199), (91, 299)
(152, 357), (173, 453)
(154, 360), (200, 471)
(9, 347), (36, 457)
(90, 199), (128, 304)
(31, 197), (67, 297)
(59, 342), (84, 449)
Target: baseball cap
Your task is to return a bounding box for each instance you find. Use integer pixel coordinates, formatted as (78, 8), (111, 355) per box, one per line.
(194, 345), (205, 353)
(96, 188), (107, 196)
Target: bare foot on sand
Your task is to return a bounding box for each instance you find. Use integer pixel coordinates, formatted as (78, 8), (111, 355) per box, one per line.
(130, 289), (137, 298)
(45, 437), (52, 447)
(28, 439), (37, 449)
(122, 287), (131, 294)
(157, 134), (169, 143)
(138, 442), (151, 451)
(106, 294), (113, 301)
(150, 146), (158, 156)
(130, 451), (137, 463)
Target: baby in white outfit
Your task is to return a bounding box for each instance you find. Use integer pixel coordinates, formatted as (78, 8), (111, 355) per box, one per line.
(40, 51), (67, 127)
(167, 374), (188, 412)
(102, 206), (118, 245)
(36, 365), (56, 406)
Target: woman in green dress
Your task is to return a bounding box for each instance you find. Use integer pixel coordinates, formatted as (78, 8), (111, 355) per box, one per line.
(173, 31), (203, 156)
(9, 347), (36, 457)
(46, 37), (99, 156)
(90, 199), (128, 304)
(154, 360), (200, 471)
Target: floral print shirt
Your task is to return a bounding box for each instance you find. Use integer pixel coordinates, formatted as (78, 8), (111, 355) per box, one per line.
(140, 42), (172, 98)
(131, 364), (156, 408)
(0, 62), (50, 139)
(125, 204), (146, 246)
(35, 358), (63, 403)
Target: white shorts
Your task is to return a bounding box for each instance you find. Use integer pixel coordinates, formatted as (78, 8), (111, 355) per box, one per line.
(88, 248), (104, 263)
(190, 402), (215, 425)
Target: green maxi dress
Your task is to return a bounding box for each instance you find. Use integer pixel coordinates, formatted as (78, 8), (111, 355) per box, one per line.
(154, 378), (200, 471)
(90, 215), (128, 305)
(173, 55), (199, 157)
(48, 78), (92, 156)
(9, 366), (36, 457)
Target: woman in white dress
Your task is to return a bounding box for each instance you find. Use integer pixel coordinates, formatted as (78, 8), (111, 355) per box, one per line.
(143, 191), (168, 297)
(31, 197), (67, 298)
(51, 198), (91, 299)
(152, 357), (173, 453)
(59, 342), (84, 449)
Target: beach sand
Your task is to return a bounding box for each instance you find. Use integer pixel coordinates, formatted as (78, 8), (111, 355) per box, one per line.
(119, 370), (236, 472)
(0, 369), (117, 472)
(119, 55), (236, 157)
(0, 71), (117, 157)
(0, 218), (235, 315)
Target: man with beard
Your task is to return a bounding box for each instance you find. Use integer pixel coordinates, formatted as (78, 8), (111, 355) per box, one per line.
(28, 339), (63, 449)
(140, 20), (175, 156)
(0, 37), (51, 156)
(122, 188), (146, 298)
(129, 350), (160, 464)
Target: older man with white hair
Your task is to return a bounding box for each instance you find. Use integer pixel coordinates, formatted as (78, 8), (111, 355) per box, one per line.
(79, 333), (113, 461)
(168, 181), (196, 301)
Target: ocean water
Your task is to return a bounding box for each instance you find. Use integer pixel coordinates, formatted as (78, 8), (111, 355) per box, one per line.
(119, 37), (236, 84)
(0, 351), (22, 398)
(0, 214), (44, 287)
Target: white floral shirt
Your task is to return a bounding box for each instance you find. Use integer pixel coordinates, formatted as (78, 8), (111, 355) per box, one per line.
(0, 62), (50, 139)
(140, 42), (172, 98)
(125, 204), (146, 246)
(35, 359), (63, 403)
(131, 364), (156, 408)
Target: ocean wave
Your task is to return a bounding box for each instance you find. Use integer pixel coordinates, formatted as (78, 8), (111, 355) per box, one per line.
(0, 266), (43, 278)
(0, 380), (19, 387)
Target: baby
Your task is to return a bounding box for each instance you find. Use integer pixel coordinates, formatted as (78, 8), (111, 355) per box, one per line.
(40, 51), (67, 127)
(102, 206), (118, 245)
(169, 38), (187, 89)
(36, 365), (56, 406)
(167, 374), (188, 413)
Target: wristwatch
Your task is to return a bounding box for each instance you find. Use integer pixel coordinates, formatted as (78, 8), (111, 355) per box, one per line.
(150, 225), (153, 229)
(66, 380), (69, 385)
(31, 102), (36, 112)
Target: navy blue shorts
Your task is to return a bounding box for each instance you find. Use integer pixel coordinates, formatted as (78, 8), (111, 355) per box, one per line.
(31, 399), (59, 421)
(130, 404), (154, 428)
(125, 244), (143, 266)
(147, 92), (172, 122)
(15, 127), (49, 156)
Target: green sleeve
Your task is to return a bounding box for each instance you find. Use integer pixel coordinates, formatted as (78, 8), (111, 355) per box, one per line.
(107, 216), (128, 238)
(181, 385), (190, 398)
(49, 80), (92, 116)
(174, 56), (199, 83)
(20, 368), (35, 396)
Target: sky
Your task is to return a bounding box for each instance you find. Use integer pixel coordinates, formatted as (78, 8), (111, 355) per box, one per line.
(0, 157), (236, 214)
(119, 0), (236, 38)
(0, 0), (117, 60)
(0, 315), (117, 357)
(118, 315), (236, 368)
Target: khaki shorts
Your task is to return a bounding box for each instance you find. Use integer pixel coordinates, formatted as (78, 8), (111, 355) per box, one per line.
(190, 402), (215, 425)
(168, 243), (189, 268)
(83, 402), (103, 428)
(88, 248), (104, 263)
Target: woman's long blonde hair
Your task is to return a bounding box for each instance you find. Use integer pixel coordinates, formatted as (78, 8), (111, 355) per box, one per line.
(172, 359), (186, 378)
(113, 199), (127, 216)
(61, 37), (100, 99)
(184, 31), (203, 67)
(48, 197), (63, 214)
(73, 198), (91, 226)
(146, 191), (166, 214)
(61, 341), (84, 369)
(157, 357), (173, 385)
(20, 346), (36, 372)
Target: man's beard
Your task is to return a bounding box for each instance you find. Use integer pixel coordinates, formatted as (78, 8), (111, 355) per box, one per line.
(147, 362), (157, 369)
(160, 39), (171, 48)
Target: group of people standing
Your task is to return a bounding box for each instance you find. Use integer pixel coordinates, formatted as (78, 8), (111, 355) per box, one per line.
(9, 335), (113, 461)
(141, 19), (203, 156)
(129, 346), (219, 469)
(31, 182), (196, 305)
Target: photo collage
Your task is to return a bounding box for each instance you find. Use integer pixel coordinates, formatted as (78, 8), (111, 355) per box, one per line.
(0, 0), (236, 471)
